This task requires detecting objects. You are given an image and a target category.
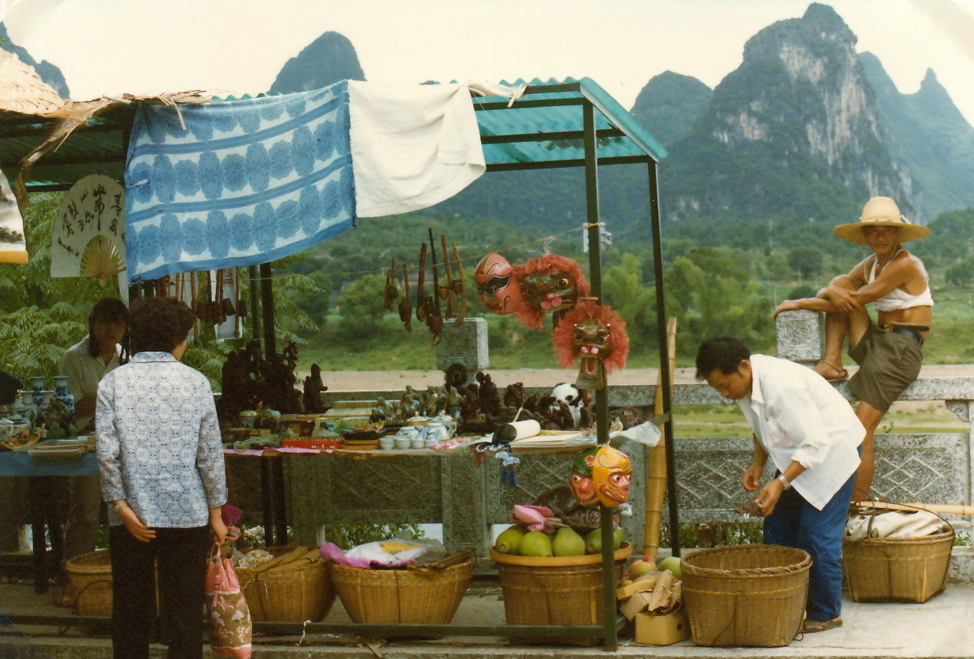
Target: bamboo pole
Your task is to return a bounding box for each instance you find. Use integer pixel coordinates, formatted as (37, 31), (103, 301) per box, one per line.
(859, 501), (974, 516)
(643, 317), (677, 561)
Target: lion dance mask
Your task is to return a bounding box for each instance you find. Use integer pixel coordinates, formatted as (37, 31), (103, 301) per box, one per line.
(552, 300), (629, 390)
(513, 254), (590, 329)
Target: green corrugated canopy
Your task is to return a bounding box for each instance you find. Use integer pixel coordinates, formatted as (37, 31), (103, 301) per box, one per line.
(1, 77), (666, 192)
(474, 77), (667, 170)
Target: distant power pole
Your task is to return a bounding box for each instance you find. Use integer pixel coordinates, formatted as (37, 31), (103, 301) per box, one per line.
(582, 224), (612, 253)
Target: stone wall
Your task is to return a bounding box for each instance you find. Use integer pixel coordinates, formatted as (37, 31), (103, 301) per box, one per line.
(270, 309), (974, 578)
(272, 371), (973, 573)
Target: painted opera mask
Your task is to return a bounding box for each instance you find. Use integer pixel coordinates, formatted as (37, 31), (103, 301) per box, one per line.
(592, 445), (632, 507)
(569, 448), (599, 506)
(475, 253), (523, 315)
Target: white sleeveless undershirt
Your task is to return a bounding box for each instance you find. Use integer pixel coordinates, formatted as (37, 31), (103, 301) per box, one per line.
(867, 248), (934, 311)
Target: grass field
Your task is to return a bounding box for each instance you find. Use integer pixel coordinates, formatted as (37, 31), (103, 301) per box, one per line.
(672, 400), (968, 438)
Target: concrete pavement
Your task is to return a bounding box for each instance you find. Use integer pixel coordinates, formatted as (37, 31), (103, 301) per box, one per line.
(2, 576), (973, 658)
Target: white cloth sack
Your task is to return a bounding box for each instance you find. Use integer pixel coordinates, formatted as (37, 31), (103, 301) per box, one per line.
(845, 509), (951, 541)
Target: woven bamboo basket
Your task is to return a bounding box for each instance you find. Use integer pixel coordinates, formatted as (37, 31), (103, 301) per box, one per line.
(236, 546), (335, 622)
(63, 550), (113, 617)
(681, 545), (811, 647)
(843, 522), (953, 603)
(331, 553), (475, 624)
(491, 543), (631, 646)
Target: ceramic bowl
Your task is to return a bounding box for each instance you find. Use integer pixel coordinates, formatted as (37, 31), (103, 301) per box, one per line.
(379, 437), (395, 450)
(393, 436), (412, 450)
(239, 410), (257, 428)
(411, 437), (426, 449)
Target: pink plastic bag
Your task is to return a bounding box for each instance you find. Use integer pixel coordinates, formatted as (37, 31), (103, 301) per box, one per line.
(205, 546), (252, 658)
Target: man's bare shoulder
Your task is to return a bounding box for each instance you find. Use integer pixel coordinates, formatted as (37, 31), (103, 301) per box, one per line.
(887, 250), (924, 276)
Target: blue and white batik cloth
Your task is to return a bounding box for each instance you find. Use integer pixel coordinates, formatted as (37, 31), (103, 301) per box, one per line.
(124, 81), (355, 282)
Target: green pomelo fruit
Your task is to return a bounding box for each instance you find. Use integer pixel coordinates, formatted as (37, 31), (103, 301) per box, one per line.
(584, 529), (602, 554)
(46, 424), (65, 439)
(658, 556), (683, 579)
(584, 528), (624, 554)
(518, 530), (554, 557)
(552, 526), (587, 557)
(494, 525), (527, 554)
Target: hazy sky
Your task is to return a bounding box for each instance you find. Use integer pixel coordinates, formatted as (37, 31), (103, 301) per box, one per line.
(4, 0), (974, 125)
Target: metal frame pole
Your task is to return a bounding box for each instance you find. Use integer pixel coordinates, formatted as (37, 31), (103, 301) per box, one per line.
(259, 262), (276, 360)
(248, 265), (262, 342)
(648, 160), (680, 556)
(583, 100), (618, 652)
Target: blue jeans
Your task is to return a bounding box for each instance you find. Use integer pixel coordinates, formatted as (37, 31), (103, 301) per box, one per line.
(762, 471), (856, 622)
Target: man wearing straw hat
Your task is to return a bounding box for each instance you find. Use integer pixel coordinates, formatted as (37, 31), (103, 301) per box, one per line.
(773, 196), (932, 502)
(696, 335), (864, 633)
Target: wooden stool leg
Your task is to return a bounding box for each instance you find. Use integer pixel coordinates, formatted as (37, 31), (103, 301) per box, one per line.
(27, 477), (49, 594)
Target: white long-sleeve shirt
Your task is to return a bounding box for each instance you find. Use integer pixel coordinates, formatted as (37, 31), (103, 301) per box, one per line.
(59, 336), (121, 431)
(96, 351), (227, 528)
(737, 354), (864, 510)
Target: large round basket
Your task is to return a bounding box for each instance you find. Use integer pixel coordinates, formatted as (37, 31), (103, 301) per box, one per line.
(63, 550), (113, 617)
(681, 544), (811, 647)
(235, 546), (335, 622)
(843, 527), (953, 603)
(331, 553), (475, 624)
(490, 543), (631, 646)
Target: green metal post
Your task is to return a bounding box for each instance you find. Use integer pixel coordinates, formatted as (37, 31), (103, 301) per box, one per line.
(248, 265), (262, 343)
(259, 262), (276, 360)
(648, 160), (680, 556)
(583, 100), (617, 652)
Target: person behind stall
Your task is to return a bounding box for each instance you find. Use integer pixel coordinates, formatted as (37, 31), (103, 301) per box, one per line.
(773, 196), (931, 501)
(96, 296), (228, 659)
(58, 297), (129, 562)
(696, 335), (864, 634)
(0, 370), (26, 552)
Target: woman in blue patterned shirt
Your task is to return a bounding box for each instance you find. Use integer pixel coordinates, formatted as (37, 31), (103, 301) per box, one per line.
(96, 296), (228, 659)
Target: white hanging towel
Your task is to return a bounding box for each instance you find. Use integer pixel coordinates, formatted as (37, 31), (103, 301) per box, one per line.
(349, 81), (487, 217)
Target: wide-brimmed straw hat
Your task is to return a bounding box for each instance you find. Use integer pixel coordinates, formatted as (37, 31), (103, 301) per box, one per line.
(833, 196), (930, 244)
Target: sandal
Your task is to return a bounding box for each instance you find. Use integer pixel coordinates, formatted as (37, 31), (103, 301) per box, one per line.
(813, 361), (848, 383)
(802, 617), (843, 633)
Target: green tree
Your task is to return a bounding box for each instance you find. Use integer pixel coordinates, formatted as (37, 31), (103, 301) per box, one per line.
(337, 273), (387, 337)
(787, 246), (824, 280)
(923, 209), (974, 265)
(765, 252), (792, 281)
(602, 253), (659, 348)
(663, 248), (774, 354)
(0, 193), (112, 382)
(946, 256), (974, 287)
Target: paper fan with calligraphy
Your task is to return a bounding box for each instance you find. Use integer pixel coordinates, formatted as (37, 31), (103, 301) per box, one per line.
(50, 174), (127, 286)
